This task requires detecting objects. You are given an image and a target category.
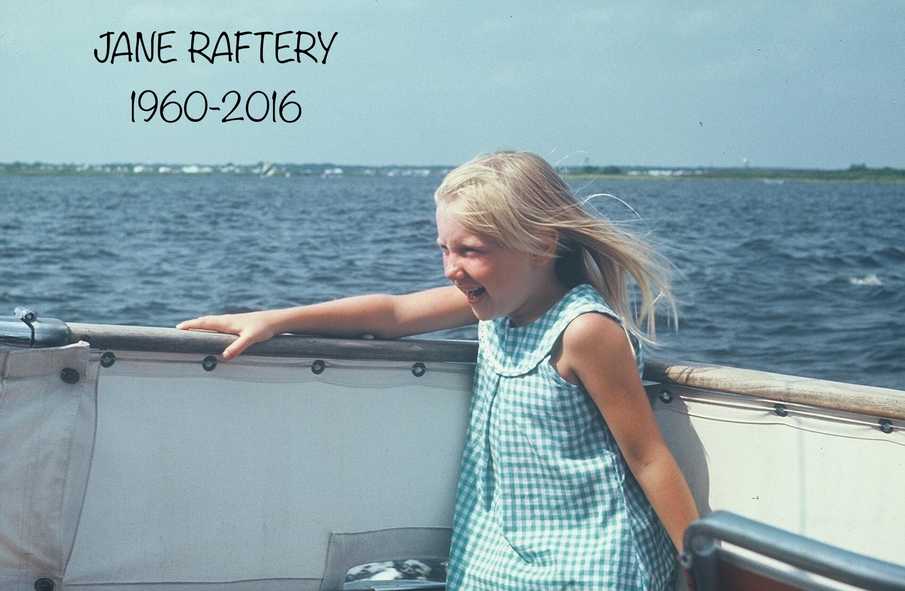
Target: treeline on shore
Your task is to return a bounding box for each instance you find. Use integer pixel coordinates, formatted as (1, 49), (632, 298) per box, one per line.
(2, 161), (903, 181)
(563, 163), (905, 181)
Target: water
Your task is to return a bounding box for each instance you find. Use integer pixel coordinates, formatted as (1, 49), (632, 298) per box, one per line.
(1, 173), (902, 389)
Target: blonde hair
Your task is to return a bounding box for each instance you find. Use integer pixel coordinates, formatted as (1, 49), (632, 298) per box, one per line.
(434, 151), (676, 343)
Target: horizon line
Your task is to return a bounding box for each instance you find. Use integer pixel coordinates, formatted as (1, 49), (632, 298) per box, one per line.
(2, 161), (901, 172)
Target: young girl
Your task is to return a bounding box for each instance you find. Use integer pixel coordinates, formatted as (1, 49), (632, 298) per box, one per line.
(178, 151), (698, 590)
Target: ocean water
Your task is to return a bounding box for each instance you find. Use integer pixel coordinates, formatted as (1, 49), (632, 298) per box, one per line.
(1, 173), (902, 389)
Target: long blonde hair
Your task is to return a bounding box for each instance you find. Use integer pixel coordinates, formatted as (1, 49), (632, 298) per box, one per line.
(434, 151), (676, 343)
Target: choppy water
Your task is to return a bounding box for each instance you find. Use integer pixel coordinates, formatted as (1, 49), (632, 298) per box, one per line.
(1, 173), (902, 389)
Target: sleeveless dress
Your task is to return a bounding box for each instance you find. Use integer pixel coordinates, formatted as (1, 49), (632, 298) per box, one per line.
(447, 283), (677, 590)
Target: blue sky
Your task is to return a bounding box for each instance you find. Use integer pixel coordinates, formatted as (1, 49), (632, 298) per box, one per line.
(2, 1), (903, 167)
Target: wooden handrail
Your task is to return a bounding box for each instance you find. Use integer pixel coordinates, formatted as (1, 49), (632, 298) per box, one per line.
(646, 356), (905, 420)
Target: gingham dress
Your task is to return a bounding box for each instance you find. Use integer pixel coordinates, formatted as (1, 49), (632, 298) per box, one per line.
(447, 283), (677, 590)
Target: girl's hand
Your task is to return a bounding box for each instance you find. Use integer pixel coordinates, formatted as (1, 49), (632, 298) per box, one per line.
(177, 312), (277, 360)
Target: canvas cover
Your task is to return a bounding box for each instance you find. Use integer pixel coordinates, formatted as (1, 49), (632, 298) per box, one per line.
(0, 345), (471, 590)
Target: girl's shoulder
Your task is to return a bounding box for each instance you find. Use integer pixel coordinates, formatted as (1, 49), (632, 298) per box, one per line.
(559, 310), (635, 361)
(550, 286), (637, 381)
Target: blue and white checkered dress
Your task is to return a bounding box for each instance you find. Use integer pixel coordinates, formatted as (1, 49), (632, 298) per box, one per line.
(447, 283), (677, 590)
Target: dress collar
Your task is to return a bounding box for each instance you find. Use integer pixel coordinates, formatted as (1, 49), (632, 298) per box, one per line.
(479, 284), (621, 377)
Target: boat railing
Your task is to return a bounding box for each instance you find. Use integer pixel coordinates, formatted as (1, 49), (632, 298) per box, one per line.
(56, 321), (905, 422)
(683, 511), (905, 591)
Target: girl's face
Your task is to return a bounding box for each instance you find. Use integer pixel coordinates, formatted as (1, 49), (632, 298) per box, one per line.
(435, 205), (566, 325)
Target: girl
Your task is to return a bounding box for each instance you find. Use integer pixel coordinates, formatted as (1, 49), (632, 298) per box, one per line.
(178, 151), (698, 590)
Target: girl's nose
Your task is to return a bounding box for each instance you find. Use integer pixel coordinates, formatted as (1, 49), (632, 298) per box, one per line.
(444, 254), (463, 281)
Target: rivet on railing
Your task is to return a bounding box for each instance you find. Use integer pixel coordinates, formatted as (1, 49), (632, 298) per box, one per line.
(879, 419), (894, 434)
(658, 389), (673, 403)
(412, 362), (426, 377)
(311, 359), (326, 375)
(60, 368), (80, 384)
(100, 351), (116, 368)
(774, 404), (788, 417)
(202, 356), (218, 372)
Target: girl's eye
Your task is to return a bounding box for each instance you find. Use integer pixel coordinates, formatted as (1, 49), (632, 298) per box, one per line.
(438, 245), (481, 256)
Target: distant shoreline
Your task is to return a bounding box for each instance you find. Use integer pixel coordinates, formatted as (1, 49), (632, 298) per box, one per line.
(2, 162), (903, 182)
(564, 167), (905, 183)
(564, 164), (905, 183)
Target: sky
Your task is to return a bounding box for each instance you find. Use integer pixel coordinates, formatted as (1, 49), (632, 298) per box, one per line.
(1, 1), (903, 168)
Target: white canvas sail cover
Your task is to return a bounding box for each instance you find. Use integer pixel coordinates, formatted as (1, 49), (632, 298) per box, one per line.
(0, 345), (473, 590)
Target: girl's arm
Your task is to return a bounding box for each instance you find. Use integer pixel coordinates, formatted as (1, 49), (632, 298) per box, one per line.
(563, 313), (699, 553)
(177, 286), (477, 360)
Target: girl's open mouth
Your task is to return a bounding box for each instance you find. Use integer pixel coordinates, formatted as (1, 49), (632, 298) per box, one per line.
(465, 287), (486, 302)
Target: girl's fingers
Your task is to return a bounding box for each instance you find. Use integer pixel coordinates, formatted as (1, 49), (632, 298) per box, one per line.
(177, 316), (266, 359)
(177, 316), (236, 333)
(222, 335), (251, 360)
(176, 317), (210, 330)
